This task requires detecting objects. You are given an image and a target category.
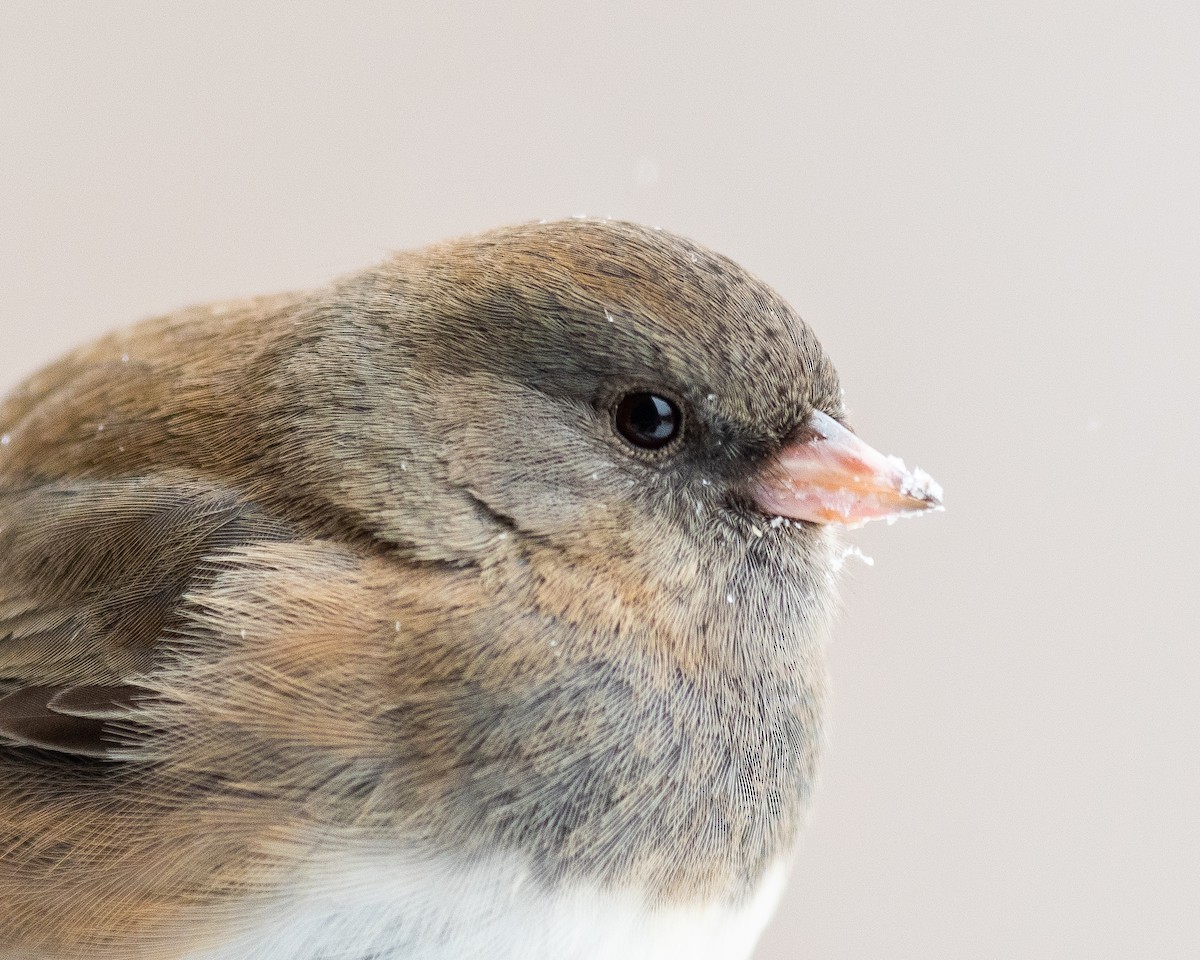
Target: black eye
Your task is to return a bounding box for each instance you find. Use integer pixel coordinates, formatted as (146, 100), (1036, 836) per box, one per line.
(614, 392), (681, 450)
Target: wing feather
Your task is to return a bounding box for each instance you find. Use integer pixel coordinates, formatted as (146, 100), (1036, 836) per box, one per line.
(0, 476), (294, 756)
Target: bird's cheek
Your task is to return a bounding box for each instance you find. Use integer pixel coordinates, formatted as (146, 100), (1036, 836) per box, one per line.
(751, 411), (943, 527)
(443, 432), (596, 542)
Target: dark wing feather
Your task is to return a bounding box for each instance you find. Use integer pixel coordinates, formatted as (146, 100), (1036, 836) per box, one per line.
(0, 686), (125, 757)
(0, 477), (293, 756)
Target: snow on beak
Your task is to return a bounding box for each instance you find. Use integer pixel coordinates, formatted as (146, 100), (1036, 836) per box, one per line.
(752, 410), (943, 527)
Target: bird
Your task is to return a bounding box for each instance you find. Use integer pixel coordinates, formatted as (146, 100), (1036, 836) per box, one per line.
(0, 218), (941, 960)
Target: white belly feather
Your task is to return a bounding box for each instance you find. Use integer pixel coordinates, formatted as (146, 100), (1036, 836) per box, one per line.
(183, 846), (790, 960)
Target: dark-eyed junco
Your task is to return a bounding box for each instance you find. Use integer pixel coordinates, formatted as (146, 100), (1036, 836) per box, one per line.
(0, 219), (940, 960)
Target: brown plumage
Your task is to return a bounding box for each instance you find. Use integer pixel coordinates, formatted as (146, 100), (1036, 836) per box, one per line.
(0, 219), (940, 960)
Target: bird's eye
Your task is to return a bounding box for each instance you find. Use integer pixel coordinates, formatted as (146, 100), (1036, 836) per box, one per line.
(614, 392), (681, 450)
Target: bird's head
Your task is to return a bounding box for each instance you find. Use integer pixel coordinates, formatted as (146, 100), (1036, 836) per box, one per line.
(270, 219), (941, 637)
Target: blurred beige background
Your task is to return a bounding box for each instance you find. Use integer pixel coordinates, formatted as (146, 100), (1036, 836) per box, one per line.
(2, 2), (1197, 957)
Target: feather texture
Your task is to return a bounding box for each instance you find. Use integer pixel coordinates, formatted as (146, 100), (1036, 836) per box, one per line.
(0, 478), (293, 755)
(0, 219), (856, 958)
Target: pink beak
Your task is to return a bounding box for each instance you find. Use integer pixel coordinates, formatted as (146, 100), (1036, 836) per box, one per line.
(752, 411), (943, 527)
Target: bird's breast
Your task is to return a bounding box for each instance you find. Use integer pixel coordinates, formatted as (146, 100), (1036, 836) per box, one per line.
(180, 843), (791, 960)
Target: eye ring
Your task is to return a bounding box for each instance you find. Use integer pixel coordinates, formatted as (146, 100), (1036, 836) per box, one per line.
(613, 392), (682, 451)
